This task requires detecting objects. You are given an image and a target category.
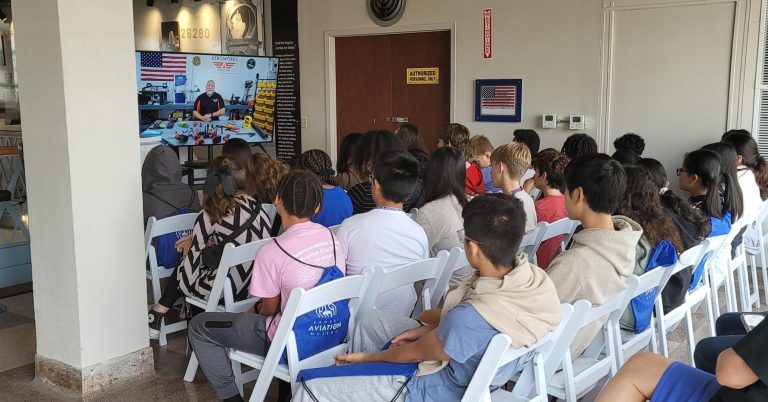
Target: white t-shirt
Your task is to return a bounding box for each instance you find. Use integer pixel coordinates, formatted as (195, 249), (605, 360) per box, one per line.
(513, 190), (537, 233)
(336, 208), (429, 316)
(738, 168), (762, 216)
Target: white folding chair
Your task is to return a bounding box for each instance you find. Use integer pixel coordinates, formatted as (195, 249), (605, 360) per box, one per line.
(655, 239), (719, 363)
(183, 238), (272, 382)
(229, 274), (372, 402)
(356, 254), (449, 319)
(430, 248), (467, 308)
(529, 218), (580, 265)
(408, 207), (419, 220)
(749, 200), (768, 305)
(518, 224), (545, 262)
(711, 217), (750, 316)
(144, 213), (198, 346)
(739, 203), (767, 311)
(546, 285), (636, 402)
(463, 304), (575, 402)
(609, 266), (672, 368)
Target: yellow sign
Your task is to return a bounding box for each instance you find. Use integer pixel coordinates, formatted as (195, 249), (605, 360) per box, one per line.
(407, 67), (439, 85)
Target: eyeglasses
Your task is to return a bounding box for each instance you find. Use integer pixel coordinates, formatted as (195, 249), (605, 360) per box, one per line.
(676, 168), (689, 176)
(457, 229), (482, 245)
(368, 174), (377, 184)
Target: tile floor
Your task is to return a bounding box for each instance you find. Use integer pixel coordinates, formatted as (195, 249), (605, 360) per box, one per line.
(0, 283), (765, 401)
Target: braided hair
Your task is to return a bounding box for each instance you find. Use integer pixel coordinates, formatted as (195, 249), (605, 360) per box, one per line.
(561, 133), (598, 160)
(297, 149), (337, 186)
(276, 170), (323, 219)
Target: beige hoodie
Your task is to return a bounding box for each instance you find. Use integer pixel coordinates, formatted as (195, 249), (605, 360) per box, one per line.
(546, 215), (643, 357)
(418, 255), (562, 375)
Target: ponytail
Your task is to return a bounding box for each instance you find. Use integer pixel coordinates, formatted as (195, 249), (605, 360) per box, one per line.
(720, 171), (742, 223)
(752, 155), (768, 200)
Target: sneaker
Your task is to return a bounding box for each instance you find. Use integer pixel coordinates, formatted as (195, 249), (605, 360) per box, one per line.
(148, 309), (165, 340)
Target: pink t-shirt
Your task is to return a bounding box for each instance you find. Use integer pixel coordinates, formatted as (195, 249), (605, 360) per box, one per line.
(249, 221), (345, 340)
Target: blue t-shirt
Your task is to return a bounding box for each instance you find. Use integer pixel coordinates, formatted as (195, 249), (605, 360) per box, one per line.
(481, 166), (501, 193)
(311, 186), (353, 227)
(405, 303), (522, 402)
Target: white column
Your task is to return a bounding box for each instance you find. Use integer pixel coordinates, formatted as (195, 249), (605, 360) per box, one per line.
(12, 0), (153, 396)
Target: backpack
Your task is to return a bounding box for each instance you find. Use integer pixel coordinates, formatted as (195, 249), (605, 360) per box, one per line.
(149, 191), (196, 268)
(271, 228), (350, 364)
(627, 240), (678, 333)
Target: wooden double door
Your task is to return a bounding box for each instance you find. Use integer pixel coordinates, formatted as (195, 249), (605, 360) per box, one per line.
(335, 30), (451, 153)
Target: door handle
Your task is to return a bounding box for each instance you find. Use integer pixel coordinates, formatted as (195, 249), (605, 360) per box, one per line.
(386, 116), (409, 123)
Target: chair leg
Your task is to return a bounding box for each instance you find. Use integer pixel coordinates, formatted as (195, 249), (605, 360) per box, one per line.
(232, 359), (245, 396)
(184, 352), (199, 383)
(159, 321), (168, 347)
(761, 247), (768, 305)
(684, 309), (696, 366)
(659, 319), (670, 358)
(749, 255), (760, 309)
(705, 291), (716, 337)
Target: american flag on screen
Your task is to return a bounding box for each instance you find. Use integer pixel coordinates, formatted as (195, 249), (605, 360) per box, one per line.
(480, 85), (517, 115)
(139, 52), (186, 81)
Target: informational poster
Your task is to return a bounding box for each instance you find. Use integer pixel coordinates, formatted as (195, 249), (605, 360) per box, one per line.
(271, 0), (301, 162)
(220, 0), (266, 56)
(406, 67), (439, 85)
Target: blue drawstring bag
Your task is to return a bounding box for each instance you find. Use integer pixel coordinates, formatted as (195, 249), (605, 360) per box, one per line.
(272, 229), (351, 364)
(629, 240), (678, 333)
(149, 191), (196, 268)
(689, 212), (732, 291)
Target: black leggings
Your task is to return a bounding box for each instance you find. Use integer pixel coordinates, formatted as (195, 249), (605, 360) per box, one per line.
(157, 267), (182, 309)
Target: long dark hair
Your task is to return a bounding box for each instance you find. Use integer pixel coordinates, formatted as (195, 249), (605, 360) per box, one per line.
(397, 123), (425, 152)
(701, 142), (743, 220)
(423, 147), (469, 207)
(336, 132), (362, 174)
(683, 149), (739, 222)
(222, 138), (258, 196)
(637, 158), (711, 239)
(723, 133), (768, 200)
(617, 165), (683, 252)
(352, 130), (406, 176)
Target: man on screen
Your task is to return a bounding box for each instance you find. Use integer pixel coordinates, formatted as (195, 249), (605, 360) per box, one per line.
(192, 80), (225, 121)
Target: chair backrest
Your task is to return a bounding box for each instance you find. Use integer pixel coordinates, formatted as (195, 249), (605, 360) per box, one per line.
(144, 213), (199, 254)
(478, 303), (575, 401)
(430, 248), (467, 308)
(657, 242), (707, 294)
(204, 237), (273, 311)
(277, 275), (372, 382)
(357, 254), (448, 316)
(529, 218), (580, 261)
(518, 224), (545, 261)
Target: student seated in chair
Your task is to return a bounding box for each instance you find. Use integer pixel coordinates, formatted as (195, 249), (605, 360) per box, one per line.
(187, 170), (345, 402)
(336, 149), (429, 316)
(597, 316), (768, 402)
(293, 194), (562, 402)
(546, 154), (642, 357)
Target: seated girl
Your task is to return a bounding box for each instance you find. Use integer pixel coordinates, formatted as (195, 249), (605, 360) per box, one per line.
(531, 148), (570, 268)
(292, 194), (562, 402)
(147, 156), (274, 339)
(187, 170), (344, 402)
(222, 138), (259, 197)
(616, 165), (684, 331)
(335, 132), (364, 190)
(297, 149), (353, 227)
(413, 147), (471, 284)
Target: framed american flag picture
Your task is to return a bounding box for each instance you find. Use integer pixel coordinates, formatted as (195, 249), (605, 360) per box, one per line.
(474, 79), (522, 122)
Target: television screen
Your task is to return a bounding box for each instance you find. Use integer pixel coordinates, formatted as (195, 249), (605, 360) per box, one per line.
(135, 51), (278, 137)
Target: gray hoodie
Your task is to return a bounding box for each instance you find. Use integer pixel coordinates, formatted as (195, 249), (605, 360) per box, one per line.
(141, 145), (201, 224)
(546, 215), (643, 357)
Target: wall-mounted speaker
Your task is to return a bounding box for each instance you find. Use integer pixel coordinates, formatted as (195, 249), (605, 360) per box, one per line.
(368, 0), (406, 27)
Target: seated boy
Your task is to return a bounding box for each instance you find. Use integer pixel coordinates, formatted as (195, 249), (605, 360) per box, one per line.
(531, 149), (570, 268)
(293, 194), (562, 402)
(187, 170), (345, 402)
(440, 123), (485, 195)
(597, 316), (768, 401)
(467, 135), (501, 193)
(336, 150), (429, 316)
(490, 141), (537, 232)
(546, 154), (642, 357)
(513, 129), (540, 183)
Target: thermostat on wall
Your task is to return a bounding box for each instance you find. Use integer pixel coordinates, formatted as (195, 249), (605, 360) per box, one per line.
(542, 114), (557, 129)
(569, 115), (585, 130)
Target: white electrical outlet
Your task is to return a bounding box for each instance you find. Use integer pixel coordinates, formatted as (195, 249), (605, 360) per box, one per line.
(301, 116), (308, 128)
(569, 115), (585, 130)
(542, 114), (557, 129)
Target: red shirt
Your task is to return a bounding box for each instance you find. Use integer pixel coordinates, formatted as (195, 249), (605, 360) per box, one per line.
(465, 162), (485, 195)
(534, 194), (567, 268)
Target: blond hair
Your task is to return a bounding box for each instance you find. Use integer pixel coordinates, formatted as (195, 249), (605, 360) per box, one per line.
(465, 135), (494, 159)
(490, 141), (531, 180)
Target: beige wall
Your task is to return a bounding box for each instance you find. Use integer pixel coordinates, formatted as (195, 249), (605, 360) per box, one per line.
(134, 0), (223, 53)
(298, 0), (605, 154)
